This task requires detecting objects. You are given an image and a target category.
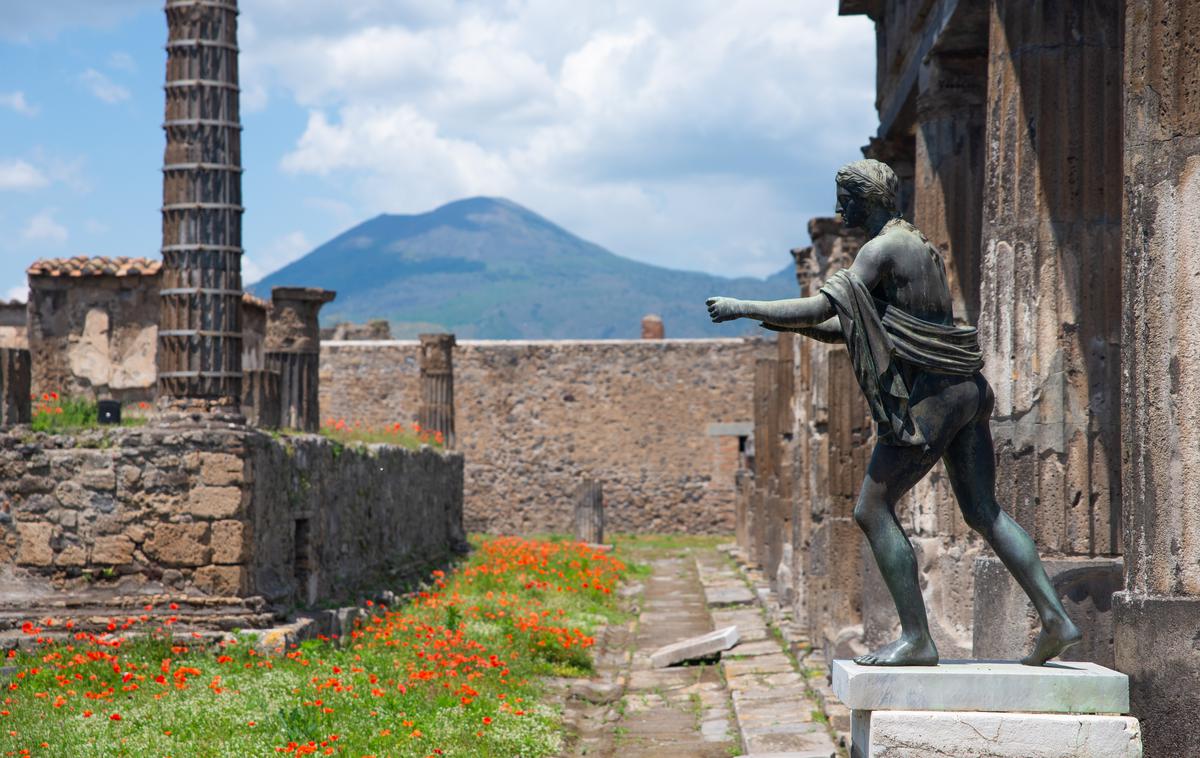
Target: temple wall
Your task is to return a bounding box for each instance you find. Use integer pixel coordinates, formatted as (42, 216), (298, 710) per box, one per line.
(320, 338), (771, 535)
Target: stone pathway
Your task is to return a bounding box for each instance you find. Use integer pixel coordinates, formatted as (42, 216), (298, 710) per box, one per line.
(561, 543), (839, 758)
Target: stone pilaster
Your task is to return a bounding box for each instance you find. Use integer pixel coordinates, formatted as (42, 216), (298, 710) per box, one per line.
(418, 333), (456, 448)
(973, 0), (1125, 664)
(266, 287), (335, 432)
(1115, 1), (1200, 755)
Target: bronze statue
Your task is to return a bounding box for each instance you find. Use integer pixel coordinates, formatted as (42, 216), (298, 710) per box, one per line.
(706, 159), (1081, 666)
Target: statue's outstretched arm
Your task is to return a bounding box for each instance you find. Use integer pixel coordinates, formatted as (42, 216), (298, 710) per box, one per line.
(760, 316), (843, 343)
(734, 293), (835, 327)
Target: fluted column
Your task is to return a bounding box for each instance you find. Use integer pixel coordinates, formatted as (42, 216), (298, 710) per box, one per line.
(418, 333), (456, 448)
(914, 51), (987, 326)
(266, 287), (335, 432)
(1114, 2), (1200, 754)
(157, 0), (244, 412)
(971, 0), (1125, 665)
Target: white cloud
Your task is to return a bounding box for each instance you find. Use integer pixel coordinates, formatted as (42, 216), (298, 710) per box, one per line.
(0, 92), (38, 117)
(0, 160), (49, 191)
(244, 230), (314, 283)
(22, 209), (69, 245)
(108, 51), (137, 72)
(4, 286), (29, 304)
(80, 69), (131, 104)
(241, 1), (876, 277)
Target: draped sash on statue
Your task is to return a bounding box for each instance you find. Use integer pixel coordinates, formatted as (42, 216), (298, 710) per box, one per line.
(818, 268), (984, 448)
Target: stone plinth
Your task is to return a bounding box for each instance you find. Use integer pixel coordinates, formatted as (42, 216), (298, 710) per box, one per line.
(832, 659), (1129, 714)
(834, 659), (1140, 758)
(852, 710), (1142, 758)
(973, 556), (1123, 668)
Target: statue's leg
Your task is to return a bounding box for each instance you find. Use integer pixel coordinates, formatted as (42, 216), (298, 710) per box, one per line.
(851, 441), (943, 666)
(942, 382), (1082, 665)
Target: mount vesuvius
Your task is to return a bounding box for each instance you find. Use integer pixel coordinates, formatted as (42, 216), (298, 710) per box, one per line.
(248, 197), (800, 339)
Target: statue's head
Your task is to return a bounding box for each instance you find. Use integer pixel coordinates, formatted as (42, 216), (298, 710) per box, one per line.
(835, 158), (899, 228)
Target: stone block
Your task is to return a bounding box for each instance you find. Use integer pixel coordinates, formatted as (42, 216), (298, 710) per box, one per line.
(198, 452), (244, 487)
(91, 535), (135, 565)
(650, 625), (739, 668)
(831, 659), (1129, 714)
(188, 485), (244, 519)
(55, 544), (87, 567)
(15, 522), (54, 566)
(145, 523), (211, 567)
(851, 709), (1141, 758)
(210, 520), (249, 564)
(1113, 592), (1200, 758)
(193, 565), (248, 597)
(974, 555), (1123, 667)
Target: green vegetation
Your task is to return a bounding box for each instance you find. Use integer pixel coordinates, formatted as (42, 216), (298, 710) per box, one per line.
(0, 536), (629, 757)
(30, 395), (148, 433)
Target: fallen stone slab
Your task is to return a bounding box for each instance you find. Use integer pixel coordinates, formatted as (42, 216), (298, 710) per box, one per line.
(705, 585), (756, 607)
(650, 625), (739, 668)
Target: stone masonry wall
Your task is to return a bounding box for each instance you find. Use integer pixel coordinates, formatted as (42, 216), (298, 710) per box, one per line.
(320, 338), (773, 535)
(0, 426), (463, 611)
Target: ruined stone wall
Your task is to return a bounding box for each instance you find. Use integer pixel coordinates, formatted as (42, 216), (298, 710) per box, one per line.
(320, 338), (772, 535)
(0, 426), (463, 611)
(0, 302), (27, 351)
(29, 275), (160, 404)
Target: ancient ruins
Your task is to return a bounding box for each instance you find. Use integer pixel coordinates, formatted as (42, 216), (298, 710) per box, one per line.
(0, 0), (465, 640)
(734, 3), (1198, 755)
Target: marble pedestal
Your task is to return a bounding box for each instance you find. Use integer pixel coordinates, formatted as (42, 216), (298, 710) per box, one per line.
(832, 659), (1142, 757)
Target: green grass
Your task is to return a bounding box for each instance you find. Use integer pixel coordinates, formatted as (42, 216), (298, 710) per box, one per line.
(0, 536), (630, 757)
(30, 397), (147, 433)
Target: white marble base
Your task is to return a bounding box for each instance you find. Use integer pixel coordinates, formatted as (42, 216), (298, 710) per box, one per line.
(850, 710), (1143, 758)
(832, 659), (1129, 713)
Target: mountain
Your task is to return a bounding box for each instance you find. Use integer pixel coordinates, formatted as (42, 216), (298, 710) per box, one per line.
(248, 197), (800, 339)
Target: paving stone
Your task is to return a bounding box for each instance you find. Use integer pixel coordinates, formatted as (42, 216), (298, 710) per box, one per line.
(705, 585), (756, 606)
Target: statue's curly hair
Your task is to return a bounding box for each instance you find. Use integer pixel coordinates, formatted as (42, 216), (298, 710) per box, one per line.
(835, 158), (900, 214)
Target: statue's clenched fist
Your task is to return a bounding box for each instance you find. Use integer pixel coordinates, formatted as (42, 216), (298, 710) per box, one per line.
(706, 296), (745, 323)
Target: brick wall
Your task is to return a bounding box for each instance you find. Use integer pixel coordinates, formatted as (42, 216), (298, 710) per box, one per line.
(320, 338), (773, 535)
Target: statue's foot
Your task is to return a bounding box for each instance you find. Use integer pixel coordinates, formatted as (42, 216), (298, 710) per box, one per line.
(1021, 616), (1082, 666)
(853, 635), (938, 666)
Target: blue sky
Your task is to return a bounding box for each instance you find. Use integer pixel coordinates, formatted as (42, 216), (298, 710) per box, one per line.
(0, 1), (876, 301)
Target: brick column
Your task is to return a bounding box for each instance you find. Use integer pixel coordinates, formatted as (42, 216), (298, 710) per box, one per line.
(0, 349), (31, 426)
(972, 0), (1125, 665)
(418, 334), (456, 448)
(157, 0), (244, 415)
(1115, 2), (1200, 754)
(266, 288), (335, 432)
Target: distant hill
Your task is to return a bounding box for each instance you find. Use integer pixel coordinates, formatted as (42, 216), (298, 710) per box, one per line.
(249, 197), (799, 339)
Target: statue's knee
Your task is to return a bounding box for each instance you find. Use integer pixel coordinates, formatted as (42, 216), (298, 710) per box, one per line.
(853, 498), (880, 532)
(962, 508), (996, 536)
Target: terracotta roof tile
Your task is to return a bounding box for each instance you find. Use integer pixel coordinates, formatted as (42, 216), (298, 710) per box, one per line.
(26, 256), (162, 278)
(242, 292), (270, 311)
